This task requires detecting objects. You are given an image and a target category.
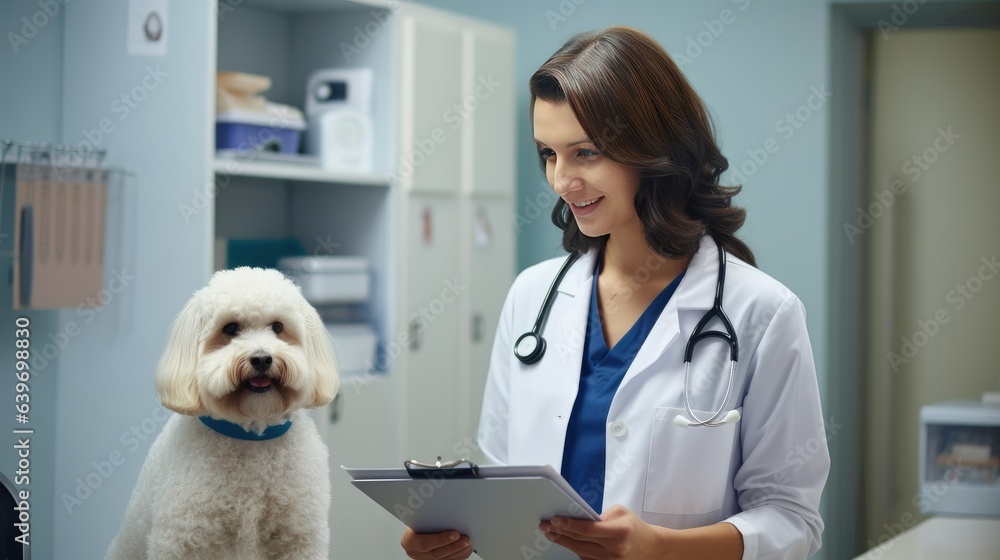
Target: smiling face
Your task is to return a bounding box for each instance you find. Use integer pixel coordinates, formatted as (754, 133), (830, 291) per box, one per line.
(533, 99), (642, 240)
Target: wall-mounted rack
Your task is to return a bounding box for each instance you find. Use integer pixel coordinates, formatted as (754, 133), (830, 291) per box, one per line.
(0, 139), (115, 309)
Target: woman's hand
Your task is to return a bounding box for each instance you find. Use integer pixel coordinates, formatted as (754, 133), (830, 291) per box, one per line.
(540, 506), (744, 560)
(400, 527), (474, 560)
(539, 505), (667, 560)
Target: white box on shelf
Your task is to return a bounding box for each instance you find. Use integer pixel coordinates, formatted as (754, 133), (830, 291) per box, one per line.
(919, 400), (1000, 516)
(326, 323), (378, 375)
(279, 256), (370, 304)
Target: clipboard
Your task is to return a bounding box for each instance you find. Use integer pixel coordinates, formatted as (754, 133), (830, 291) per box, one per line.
(343, 458), (599, 560)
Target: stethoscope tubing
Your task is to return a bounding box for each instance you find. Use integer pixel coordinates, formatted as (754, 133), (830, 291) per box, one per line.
(514, 239), (740, 428)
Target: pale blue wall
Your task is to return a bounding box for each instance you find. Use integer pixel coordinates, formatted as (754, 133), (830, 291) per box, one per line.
(2, 2), (214, 560)
(0, 3), (66, 558)
(3, 0), (994, 558)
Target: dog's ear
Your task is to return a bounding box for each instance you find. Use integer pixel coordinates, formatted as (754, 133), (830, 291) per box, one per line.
(155, 295), (206, 415)
(300, 299), (340, 408)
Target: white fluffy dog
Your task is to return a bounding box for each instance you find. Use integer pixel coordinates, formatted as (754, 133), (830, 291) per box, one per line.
(107, 267), (339, 560)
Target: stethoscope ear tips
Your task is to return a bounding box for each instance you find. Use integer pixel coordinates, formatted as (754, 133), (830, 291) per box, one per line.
(674, 409), (741, 428)
(514, 332), (546, 365)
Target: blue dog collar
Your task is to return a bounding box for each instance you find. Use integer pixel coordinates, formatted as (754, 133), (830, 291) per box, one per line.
(199, 416), (292, 441)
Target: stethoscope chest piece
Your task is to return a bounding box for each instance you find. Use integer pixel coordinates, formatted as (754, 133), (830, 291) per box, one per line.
(513, 252), (580, 365)
(514, 332), (545, 365)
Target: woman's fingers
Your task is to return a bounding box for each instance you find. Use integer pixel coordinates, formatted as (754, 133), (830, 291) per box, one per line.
(401, 528), (472, 560)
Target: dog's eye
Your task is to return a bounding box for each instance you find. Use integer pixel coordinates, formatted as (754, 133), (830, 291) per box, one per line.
(272, 322), (283, 334)
(222, 322), (239, 336)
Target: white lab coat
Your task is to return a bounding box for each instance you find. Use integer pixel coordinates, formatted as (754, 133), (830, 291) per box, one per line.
(477, 236), (829, 560)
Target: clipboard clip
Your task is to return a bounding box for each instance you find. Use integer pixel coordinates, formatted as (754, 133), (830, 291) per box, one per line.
(404, 456), (480, 479)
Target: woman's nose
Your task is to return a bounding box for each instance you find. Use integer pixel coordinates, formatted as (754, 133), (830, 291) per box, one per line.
(551, 161), (581, 196)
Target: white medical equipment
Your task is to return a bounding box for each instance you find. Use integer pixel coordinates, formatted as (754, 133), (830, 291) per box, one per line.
(304, 68), (374, 172)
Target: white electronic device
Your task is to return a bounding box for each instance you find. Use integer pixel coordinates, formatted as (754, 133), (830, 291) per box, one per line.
(305, 68), (375, 172)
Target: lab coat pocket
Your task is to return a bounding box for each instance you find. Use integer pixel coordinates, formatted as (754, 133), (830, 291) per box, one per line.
(642, 406), (740, 515)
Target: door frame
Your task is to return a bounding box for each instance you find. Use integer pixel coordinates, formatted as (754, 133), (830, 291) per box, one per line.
(826, 2), (1000, 557)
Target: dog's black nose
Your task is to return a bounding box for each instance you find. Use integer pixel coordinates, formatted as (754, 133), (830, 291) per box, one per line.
(250, 353), (272, 372)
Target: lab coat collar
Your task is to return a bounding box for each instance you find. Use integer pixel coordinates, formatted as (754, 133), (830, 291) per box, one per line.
(623, 235), (722, 389)
(552, 236), (722, 397)
(555, 250), (597, 298)
(674, 235), (722, 310)
(555, 235), (720, 307)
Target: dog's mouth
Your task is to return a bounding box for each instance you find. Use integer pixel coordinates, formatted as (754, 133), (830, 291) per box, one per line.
(245, 375), (276, 393)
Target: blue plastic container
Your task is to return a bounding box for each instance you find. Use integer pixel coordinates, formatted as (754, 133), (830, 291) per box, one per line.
(216, 107), (306, 155)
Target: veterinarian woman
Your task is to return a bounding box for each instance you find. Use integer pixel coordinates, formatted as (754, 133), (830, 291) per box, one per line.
(401, 26), (828, 560)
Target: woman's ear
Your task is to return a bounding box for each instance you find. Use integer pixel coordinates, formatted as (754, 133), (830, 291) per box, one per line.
(299, 299), (340, 408)
(155, 296), (206, 415)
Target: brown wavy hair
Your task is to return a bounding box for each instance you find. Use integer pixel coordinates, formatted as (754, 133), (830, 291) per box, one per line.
(530, 26), (756, 266)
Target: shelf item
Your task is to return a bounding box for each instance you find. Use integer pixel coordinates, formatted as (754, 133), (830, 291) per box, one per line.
(213, 151), (388, 186)
(920, 401), (1000, 514)
(216, 106), (306, 154)
(216, 71), (306, 154)
(305, 67), (375, 173)
(279, 255), (370, 304)
(325, 322), (378, 375)
(216, 238), (305, 270)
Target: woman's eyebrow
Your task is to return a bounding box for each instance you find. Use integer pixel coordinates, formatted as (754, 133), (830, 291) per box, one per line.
(533, 138), (592, 147)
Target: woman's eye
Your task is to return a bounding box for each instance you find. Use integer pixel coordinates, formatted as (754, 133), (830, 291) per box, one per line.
(222, 322), (239, 336)
(272, 322), (283, 334)
(577, 149), (599, 158)
(537, 148), (555, 160)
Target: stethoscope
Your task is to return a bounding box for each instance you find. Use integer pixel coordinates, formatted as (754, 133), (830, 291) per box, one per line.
(513, 239), (741, 428)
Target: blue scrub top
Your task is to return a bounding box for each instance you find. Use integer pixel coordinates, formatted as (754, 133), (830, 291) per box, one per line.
(560, 257), (685, 514)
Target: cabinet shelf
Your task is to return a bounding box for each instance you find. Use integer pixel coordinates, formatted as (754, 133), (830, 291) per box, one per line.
(213, 153), (389, 187)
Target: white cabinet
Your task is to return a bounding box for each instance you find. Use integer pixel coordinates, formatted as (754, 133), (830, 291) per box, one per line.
(309, 378), (399, 560)
(399, 14), (465, 194)
(211, 2), (516, 558)
(469, 26), (517, 197)
(459, 197), (516, 463)
(399, 195), (462, 458)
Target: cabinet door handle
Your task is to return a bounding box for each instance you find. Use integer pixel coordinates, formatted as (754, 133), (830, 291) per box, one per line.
(409, 319), (421, 351)
(471, 312), (483, 343)
(329, 393), (342, 424)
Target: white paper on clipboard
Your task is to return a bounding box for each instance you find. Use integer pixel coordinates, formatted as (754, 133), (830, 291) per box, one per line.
(343, 464), (599, 560)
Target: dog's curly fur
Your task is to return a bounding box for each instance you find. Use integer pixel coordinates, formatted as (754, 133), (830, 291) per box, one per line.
(107, 268), (339, 560)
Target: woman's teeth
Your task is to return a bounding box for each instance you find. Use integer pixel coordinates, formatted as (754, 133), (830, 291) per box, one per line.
(573, 197), (601, 207)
